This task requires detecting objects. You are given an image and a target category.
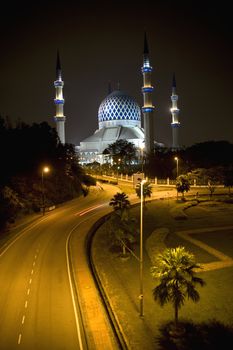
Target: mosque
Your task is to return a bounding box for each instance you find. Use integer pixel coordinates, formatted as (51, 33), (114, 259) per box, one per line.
(53, 34), (181, 163)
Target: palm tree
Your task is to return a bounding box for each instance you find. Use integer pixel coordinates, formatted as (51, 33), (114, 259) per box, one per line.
(109, 192), (130, 216)
(135, 181), (152, 205)
(109, 192), (136, 257)
(151, 247), (205, 331)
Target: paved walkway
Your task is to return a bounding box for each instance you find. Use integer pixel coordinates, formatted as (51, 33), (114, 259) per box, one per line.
(176, 226), (233, 272)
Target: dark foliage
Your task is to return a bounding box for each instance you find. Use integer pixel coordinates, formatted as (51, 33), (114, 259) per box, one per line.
(156, 319), (233, 350)
(0, 116), (95, 229)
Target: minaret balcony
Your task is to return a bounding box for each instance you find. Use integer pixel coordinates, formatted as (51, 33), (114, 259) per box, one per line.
(171, 122), (180, 128)
(54, 116), (66, 122)
(54, 80), (64, 87)
(142, 86), (154, 93)
(54, 99), (64, 104)
(170, 108), (180, 114)
(171, 94), (178, 101)
(142, 106), (155, 113)
(141, 66), (152, 73)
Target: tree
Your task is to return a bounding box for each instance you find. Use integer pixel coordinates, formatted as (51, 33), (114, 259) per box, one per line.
(223, 167), (233, 194)
(109, 192), (130, 217)
(151, 247), (205, 332)
(108, 193), (137, 257)
(176, 175), (190, 200)
(208, 181), (215, 198)
(135, 181), (152, 205)
(103, 139), (137, 170)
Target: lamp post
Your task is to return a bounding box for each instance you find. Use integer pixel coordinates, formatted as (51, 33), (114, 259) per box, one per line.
(139, 179), (146, 317)
(140, 144), (145, 174)
(41, 166), (49, 216)
(174, 157), (179, 178)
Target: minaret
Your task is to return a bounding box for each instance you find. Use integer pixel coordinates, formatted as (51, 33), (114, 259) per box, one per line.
(170, 73), (180, 149)
(54, 51), (66, 144)
(141, 32), (155, 154)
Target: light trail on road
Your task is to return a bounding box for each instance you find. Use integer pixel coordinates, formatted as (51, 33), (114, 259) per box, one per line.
(74, 203), (107, 216)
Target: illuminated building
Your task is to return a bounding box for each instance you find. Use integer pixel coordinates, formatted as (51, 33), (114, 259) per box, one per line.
(141, 32), (155, 153)
(77, 89), (144, 164)
(170, 73), (180, 149)
(54, 51), (66, 144)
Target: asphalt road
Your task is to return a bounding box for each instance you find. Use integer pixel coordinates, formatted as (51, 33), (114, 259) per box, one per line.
(0, 186), (117, 350)
(0, 181), (217, 350)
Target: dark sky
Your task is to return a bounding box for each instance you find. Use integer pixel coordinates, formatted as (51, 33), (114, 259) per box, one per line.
(0, 0), (232, 147)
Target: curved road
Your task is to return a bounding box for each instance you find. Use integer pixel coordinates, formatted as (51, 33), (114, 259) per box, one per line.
(0, 185), (118, 350)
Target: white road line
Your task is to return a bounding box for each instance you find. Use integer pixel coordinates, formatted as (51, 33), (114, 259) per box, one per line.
(66, 228), (84, 350)
(27, 288), (30, 295)
(0, 218), (47, 257)
(33, 261), (36, 266)
(25, 301), (28, 308)
(18, 333), (22, 345)
(22, 315), (25, 324)
(34, 254), (37, 259)
(31, 269), (34, 275)
(29, 278), (32, 284)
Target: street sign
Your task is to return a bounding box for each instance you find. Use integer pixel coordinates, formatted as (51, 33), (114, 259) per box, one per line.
(133, 173), (144, 188)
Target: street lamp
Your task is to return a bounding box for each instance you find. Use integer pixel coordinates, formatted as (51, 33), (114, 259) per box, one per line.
(116, 158), (121, 184)
(41, 166), (50, 216)
(139, 179), (146, 317)
(174, 157), (179, 178)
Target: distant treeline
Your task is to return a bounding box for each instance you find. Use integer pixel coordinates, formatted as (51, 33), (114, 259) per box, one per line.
(145, 141), (233, 179)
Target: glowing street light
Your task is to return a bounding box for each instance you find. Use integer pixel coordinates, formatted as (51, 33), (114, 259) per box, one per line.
(174, 157), (179, 178)
(41, 166), (50, 216)
(139, 179), (146, 317)
(116, 158), (121, 184)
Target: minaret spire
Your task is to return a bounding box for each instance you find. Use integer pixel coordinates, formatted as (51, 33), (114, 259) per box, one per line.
(170, 73), (180, 149)
(141, 32), (155, 153)
(56, 50), (62, 81)
(144, 32), (149, 55)
(53, 51), (66, 144)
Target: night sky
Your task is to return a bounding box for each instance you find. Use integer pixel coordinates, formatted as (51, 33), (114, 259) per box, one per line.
(0, 0), (232, 148)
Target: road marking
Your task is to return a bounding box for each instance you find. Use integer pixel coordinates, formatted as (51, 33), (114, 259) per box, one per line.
(34, 254), (37, 259)
(33, 261), (36, 266)
(22, 315), (25, 324)
(66, 228), (84, 350)
(25, 301), (28, 308)
(18, 333), (22, 344)
(29, 278), (32, 284)
(27, 288), (30, 295)
(0, 218), (47, 257)
(31, 269), (34, 275)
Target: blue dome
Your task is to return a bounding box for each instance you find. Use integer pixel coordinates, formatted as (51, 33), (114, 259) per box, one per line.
(98, 90), (141, 129)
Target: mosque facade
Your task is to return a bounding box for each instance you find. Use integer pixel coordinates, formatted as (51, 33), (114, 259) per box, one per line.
(53, 35), (181, 162)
